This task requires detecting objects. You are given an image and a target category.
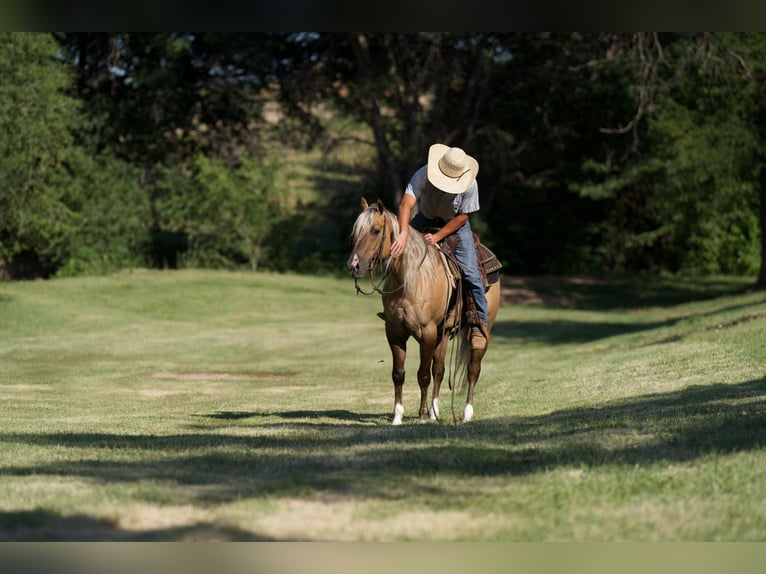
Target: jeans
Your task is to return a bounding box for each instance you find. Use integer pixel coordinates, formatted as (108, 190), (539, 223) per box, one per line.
(411, 212), (489, 329)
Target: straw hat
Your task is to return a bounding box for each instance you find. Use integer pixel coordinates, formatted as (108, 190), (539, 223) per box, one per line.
(427, 143), (479, 194)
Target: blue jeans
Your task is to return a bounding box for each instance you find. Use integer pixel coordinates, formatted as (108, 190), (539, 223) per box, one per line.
(411, 213), (489, 329)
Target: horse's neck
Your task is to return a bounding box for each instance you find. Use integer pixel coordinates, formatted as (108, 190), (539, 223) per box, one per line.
(385, 253), (406, 289)
(391, 235), (448, 294)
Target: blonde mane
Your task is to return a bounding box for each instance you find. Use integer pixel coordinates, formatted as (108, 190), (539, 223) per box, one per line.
(351, 205), (453, 298)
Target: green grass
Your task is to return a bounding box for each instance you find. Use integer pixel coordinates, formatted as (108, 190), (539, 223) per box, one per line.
(0, 270), (765, 540)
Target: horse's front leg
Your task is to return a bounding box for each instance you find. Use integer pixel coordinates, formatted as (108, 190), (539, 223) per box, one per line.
(429, 333), (448, 421)
(416, 327), (438, 423)
(387, 325), (407, 425)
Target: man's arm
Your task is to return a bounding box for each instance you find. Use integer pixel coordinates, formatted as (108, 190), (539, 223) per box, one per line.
(423, 213), (468, 245)
(390, 193), (416, 259)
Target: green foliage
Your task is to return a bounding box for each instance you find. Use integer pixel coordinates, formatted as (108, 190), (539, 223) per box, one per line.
(2, 33), (765, 280)
(648, 100), (760, 274)
(156, 154), (285, 271)
(0, 33), (153, 278)
(56, 150), (150, 277)
(0, 33), (79, 273)
(571, 34), (764, 276)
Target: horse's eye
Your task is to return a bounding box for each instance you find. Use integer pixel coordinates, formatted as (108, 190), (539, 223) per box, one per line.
(371, 228), (381, 236)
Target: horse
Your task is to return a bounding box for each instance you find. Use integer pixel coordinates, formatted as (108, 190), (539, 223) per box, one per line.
(347, 197), (501, 425)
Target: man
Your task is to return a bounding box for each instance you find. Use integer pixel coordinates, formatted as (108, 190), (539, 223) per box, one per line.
(390, 143), (489, 348)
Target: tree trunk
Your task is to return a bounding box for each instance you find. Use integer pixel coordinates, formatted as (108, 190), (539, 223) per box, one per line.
(757, 166), (766, 289)
(347, 33), (403, 206)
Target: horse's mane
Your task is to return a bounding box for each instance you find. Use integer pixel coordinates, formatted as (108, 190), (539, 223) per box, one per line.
(397, 216), (450, 297)
(352, 205), (452, 297)
(351, 205), (394, 247)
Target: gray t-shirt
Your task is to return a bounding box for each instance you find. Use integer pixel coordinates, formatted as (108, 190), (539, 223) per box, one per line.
(404, 164), (480, 222)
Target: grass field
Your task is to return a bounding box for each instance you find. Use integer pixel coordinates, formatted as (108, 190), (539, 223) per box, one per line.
(0, 269), (765, 541)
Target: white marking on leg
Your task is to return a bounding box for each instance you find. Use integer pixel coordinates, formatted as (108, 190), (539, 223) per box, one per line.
(462, 403), (474, 423)
(392, 403), (404, 425)
(429, 397), (440, 420)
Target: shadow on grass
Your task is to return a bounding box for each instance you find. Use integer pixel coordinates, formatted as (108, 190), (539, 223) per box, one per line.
(492, 297), (766, 345)
(501, 275), (755, 311)
(0, 508), (275, 541)
(200, 409), (386, 424)
(1, 375), (764, 541)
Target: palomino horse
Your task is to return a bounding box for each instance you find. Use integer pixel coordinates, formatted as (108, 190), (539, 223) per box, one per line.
(347, 198), (500, 425)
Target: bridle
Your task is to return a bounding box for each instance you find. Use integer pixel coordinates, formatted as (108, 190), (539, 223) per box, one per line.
(353, 211), (404, 296)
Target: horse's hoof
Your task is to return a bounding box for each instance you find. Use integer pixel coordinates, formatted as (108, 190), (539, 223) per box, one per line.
(462, 404), (474, 423)
(392, 403), (404, 425)
(429, 398), (440, 420)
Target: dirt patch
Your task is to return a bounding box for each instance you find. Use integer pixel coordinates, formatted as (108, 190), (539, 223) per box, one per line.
(1, 383), (53, 391)
(140, 389), (187, 398)
(152, 372), (290, 381)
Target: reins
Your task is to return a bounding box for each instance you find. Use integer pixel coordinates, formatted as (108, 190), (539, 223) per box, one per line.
(354, 211), (410, 297)
(444, 268), (464, 426)
(354, 211), (401, 296)
(354, 271), (403, 296)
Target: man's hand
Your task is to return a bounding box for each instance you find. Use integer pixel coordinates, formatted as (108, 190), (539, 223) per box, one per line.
(392, 194), (416, 258)
(390, 233), (408, 258)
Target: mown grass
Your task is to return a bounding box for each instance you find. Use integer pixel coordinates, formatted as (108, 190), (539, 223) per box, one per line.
(0, 270), (764, 541)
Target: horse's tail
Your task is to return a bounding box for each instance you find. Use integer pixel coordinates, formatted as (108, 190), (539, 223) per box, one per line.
(455, 323), (473, 394)
(447, 322), (472, 423)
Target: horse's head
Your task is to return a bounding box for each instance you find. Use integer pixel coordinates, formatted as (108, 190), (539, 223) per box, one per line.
(347, 197), (396, 278)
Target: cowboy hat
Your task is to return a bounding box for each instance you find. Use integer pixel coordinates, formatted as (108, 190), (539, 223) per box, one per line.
(427, 143), (479, 194)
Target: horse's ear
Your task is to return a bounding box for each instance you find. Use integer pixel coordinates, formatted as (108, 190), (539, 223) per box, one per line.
(360, 197), (369, 210)
(376, 198), (386, 213)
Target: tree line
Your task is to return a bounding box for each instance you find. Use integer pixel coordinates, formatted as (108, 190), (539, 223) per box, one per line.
(1, 32), (765, 286)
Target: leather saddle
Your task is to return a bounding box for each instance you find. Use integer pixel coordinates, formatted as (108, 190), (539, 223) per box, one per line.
(428, 229), (503, 290)
(430, 228), (503, 333)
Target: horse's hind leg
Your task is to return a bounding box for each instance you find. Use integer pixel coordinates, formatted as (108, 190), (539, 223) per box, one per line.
(463, 281), (500, 423)
(463, 346), (487, 423)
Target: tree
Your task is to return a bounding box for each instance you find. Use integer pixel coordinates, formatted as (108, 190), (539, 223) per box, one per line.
(732, 33), (766, 288)
(567, 33), (764, 278)
(43, 32), (766, 280)
(58, 33), (299, 270)
(56, 150), (150, 276)
(271, 33), (509, 204)
(156, 154), (283, 271)
(0, 33), (80, 277)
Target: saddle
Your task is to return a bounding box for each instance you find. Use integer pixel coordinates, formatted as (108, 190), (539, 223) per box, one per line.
(430, 230), (503, 290)
(428, 228), (503, 333)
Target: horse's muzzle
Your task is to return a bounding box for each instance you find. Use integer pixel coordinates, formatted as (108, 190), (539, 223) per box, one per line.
(347, 253), (365, 277)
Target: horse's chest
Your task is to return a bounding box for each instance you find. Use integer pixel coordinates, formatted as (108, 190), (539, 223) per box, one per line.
(383, 300), (428, 334)
(384, 306), (410, 327)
